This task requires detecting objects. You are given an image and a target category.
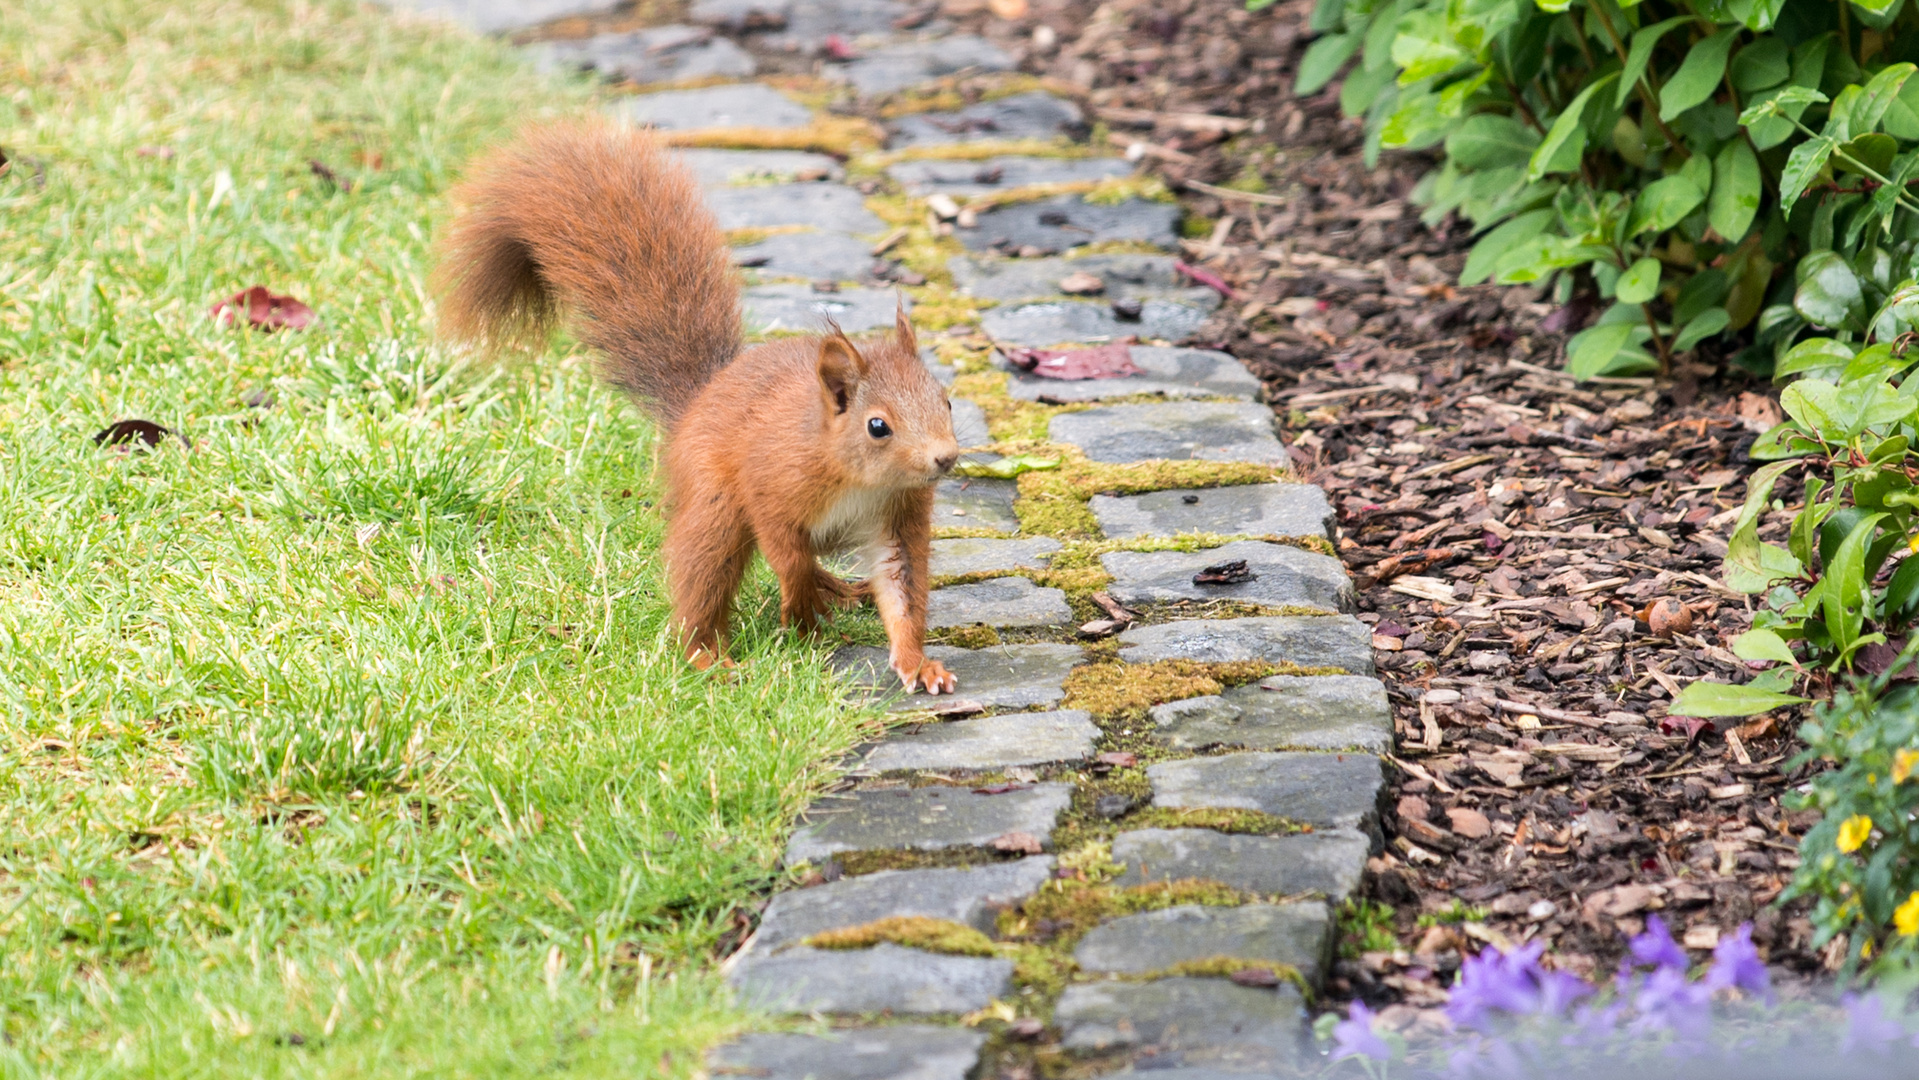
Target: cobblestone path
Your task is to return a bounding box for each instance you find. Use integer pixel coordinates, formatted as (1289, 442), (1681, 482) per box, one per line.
(380, 1), (1383, 1073)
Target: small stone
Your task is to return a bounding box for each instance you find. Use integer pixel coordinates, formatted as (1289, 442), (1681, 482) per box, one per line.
(744, 283), (905, 334)
(1117, 617), (1375, 676)
(962, 195), (1180, 254)
(1008, 1017), (1045, 1040)
(890, 157), (1133, 197)
(1058, 271), (1105, 295)
(729, 944), (1013, 1014)
(1091, 483), (1334, 540)
(982, 300), (1214, 349)
(1527, 899), (1559, 921)
(708, 1025), (985, 1080)
(1053, 978), (1309, 1070)
(1397, 795), (1431, 822)
(676, 148), (845, 187)
(706, 184), (885, 233)
(612, 83), (813, 131)
(934, 476), (1018, 532)
(1112, 828), (1370, 899)
(1111, 298), (1143, 320)
(1048, 402), (1286, 465)
(1447, 808), (1492, 839)
(927, 577), (1072, 629)
(1100, 540), (1354, 612)
(1147, 751), (1387, 841)
(1148, 674), (1393, 753)
(374, 0), (621, 33)
(749, 856), (1055, 950)
(1072, 901), (1333, 984)
(991, 830), (1045, 854)
(1094, 793), (1137, 819)
(861, 709), (1098, 771)
(832, 642), (1082, 711)
(929, 537), (1062, 577)
(784, 783), (1073, 864)
(889, 91), (1086, 147)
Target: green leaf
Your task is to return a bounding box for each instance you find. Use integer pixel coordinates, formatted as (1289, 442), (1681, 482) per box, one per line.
(1709, 139), (1761, 242)
(1731, 628), (1800, 665)
(1674, 307), (1731, 350)
(1773, 336), (1855, 380)
(1853, 61), (1917, 133)
(1616, 257), (1662, 303)
(1629, 174), (1706, 235)
(1459, 209), (1553, 286)
(1883, 73), (1919, 139)
(1667, 680), (1809, 717)
(1882, 554), (1919, 624)
(1445, 113), (1538, 169)
(1660, 27), (1741, 122)
(1779, 137), (1835, 210)
(1527, 73), (1618, 182)
(955, 455), (1059, 479)
(1744, 84), (1830, 149)
(1836, 133), (1897, 177)
(1618, 15), (1692, 107)
(1730, 36), (1790, 92)
(1869, 152), (1919, 234)
(1793, 251), (1865, 329)
(1296, 31), (1361, 95)
(1823, 512), (1888, 658)
(1565, 322), (1637, 380)
(1391, 9), (1467, 84)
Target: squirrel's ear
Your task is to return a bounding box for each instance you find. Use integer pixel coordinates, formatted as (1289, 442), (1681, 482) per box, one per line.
(817, 335), (863, 414)
(893, 301), (917, 353)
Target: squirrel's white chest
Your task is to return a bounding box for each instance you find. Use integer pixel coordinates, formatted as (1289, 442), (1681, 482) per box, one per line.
(809, 486), (890, 558)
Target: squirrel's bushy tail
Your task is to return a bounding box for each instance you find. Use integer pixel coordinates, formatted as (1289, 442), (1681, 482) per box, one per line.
(433, 120), (740, 429)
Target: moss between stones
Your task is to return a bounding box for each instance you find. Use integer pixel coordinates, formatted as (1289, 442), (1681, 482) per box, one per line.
(931, 525), (1019, 540)
(725, 224), (814, 246)
(832, 846), (1015, 874)
(1007, 446), (1289, 540)
(805, 915), (997, 956)
(1060, 658), (1282, 716)
(930, 623), (1002, 649)
(998, 873), (1255, 948)
(660, 115), (883, 156)
(868, 139), (1100, 166)
(910, 283), (994, 331)
(1123, 955), (1310, 998)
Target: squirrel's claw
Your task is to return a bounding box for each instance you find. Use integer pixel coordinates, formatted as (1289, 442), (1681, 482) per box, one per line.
(901, 658), (957, 695)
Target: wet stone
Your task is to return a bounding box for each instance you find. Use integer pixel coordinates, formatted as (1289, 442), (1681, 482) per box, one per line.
(744, 283), (903, 334)
(891, 156), (1134, 197)
(928, 577), (1070, 630)
(1151, 675), (1393, 753)
(707, 184), (883, 234)
(1091, 483), (1332, 541)
(981, 299), (1214, 349)
(1149, 752), (1387, 840)
(1048, 402), (1286, 465)
(1112, 828), (1371, 899)
(375, 0), (620, 33)
(861, 709), (1097, 771)
(952, 398), (990, 448)
(785, 782), (1073, 863)
(889, 91), (1087, 146)
(1053, 977), (1308, 1069)
(960, 195), (1181, 254)
(831, 36), (1013, 95)
(735, 231), (878, 282)
(998, 345), (1253, 403)
(613, 83), (813, 131)
(676, 147), (844, 186)
(1100, 540), (1354, 613)
(709, 1025), (986, 1080)
(1117, 616), (1375, 676)
(934, 476), (1018, 532)
(526, 27), (755, 85)
(952, 253), (1215, 303)
(729, 944), (1013, 1014)
(750, 856), (1055, 950)
(930, 536), (1061, 576)
(1073, 901), (1333, 984)
(832, 642), (1081, 711)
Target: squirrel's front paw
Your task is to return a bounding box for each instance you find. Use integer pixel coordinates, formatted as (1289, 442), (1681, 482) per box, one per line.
(900, 658), (957, 695)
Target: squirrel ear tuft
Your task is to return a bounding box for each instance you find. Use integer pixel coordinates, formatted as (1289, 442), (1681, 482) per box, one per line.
(893, 300), (917, 353)
(817, 335), (863, 414)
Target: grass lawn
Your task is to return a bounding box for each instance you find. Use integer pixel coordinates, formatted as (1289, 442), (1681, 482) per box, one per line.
(0, 2), (883, 1074)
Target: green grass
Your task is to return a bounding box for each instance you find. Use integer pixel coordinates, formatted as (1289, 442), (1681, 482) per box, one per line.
(0, 1), (883, 1075)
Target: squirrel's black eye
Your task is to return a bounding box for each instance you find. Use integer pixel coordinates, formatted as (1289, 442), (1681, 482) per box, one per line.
(867, 417), (893, 439)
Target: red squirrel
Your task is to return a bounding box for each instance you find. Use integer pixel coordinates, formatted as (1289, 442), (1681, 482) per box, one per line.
(432, 120), (961, 694)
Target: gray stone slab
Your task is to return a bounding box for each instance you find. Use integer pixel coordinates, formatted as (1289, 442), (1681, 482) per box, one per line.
(930, 537), (1060, 577)
(1048, 402), (1285, 465)
(1053, 977), (1308, 1069)
(755, 0), (916, 53)
(922, 347), (956, 385)
(831, 36), (1013, 95)
(982, 299), (1214, 349)
(1073, 901), (1333, 985)
(1117, 616), (1375, 676)
(1148, 752), (1387, 841)
(729, 944), (1012, 1014)
(735, 231), (878, 283)
(927, 577), (1071, 629)
(960, 196), (1181, 254)
(953, 253), (1211, 303)
(614, 83), (813, 131)
(889, 92), (1088, 147)
(1112, 827), (1371, 899)
(999, 345), (1253, 403)
(951, 397), (990, 448)
(1100, 540), (1353, 613)
(744, 283), (905, 334)
(833, 642), (1081, 711)
(786, 782), (1073, 863)
(1151, 675), (1392, 753)
(677, 148), (844, 187)
(891, 156), (1135, 197)
(709, 1025), (986, 1080)
(525, 27), (756, 85)
(934, 476), (1018, 532)
(751, 856), (1054, 950)
(375, 0), (620, 33)
(689, 0), (794, 28)
(862, 709), (1097, 771)
(707, 184), (884, 234)
(1092, 483), (1331, 541)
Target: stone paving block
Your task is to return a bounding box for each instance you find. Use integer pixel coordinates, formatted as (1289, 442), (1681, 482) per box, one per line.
(1091, 483), (1331, 541)
(1116, 616), (1375, 676)
(831, 36), (1013, 95)
(689, 0), (794, 27)
(889, 91), (1087, 147)
(786, 782), (1073, 863)
(928, 577), (1070, 629)
(1151, 675), (1392, 753)
(981, 299), (1214, 349)
(934, 476), (1018, 531)
(952, 253), (1212, 303)
(951, 397), (990, 448)
(751, 856), (1055, 949)
(1100, 540), (1353, 613)
(744, 283), (904, 334)
(1148, 752), (1387, 841)
(891, 156), (1134, 197)
(707, 184), (884, 233)
(375, 0), (620, 33)
(734, 231), (878, 282)
(1053, 977), (1308, 1069)
(729, 943), (1013, 1014)
(614, 83), (813, 131)
(930, 536), (1060, 576)
(862, 709), (1097, 771)
(922, 347), (956, 385)
(709, 1025), (986, 1080)
(998, 345), (1253, 402)
(677, 147), (844, 186)
(1073, 901), (1333, 984)
(833, 643), (1081, 711)
(960, 196), (1181, 254)
(1112, 828), (1370, 899)
(759, 0), (916, 52)
(1048, 401), (1286, 465)
(526, 27), (756, 85)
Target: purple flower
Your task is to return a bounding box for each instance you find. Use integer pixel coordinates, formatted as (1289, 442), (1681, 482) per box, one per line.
(1628, 914), (1688, 973)
(1331, 999), (1393, 1063)
(1445, 942), (1592, 1031)
(1627, 964), (1712, 1042)
(1841, 993), (1910, 1055)
(1703, 924), (1772, 1003)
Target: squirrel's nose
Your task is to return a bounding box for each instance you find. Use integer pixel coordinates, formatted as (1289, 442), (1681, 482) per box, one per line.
(934, 451), (959, 474)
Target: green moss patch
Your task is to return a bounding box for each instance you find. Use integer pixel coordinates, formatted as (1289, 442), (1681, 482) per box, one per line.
(999, 875), (1255, 947)
(805, 916), (997, 956)
(930, 624), (1003, 649)
(1060, 659), (1281, 717)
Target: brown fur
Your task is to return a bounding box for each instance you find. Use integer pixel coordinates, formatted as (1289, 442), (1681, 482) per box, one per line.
(433, 120), (961, 692)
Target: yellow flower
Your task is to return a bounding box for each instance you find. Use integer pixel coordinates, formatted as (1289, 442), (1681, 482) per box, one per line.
(1897, 892), (1919, 937)
(1895, 748), (1919, 784)
(1838, 814), (1874, 853)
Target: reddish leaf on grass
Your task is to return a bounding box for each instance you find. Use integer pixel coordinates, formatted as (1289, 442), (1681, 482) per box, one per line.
(1001, 343), (1143, 380)
(1174, 260), (1239, 300)
(210, 286), (315, 331)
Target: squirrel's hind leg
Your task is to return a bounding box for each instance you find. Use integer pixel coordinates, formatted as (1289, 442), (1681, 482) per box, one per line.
(760, 528), (845, 634)
(665, 491), (753, 669)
